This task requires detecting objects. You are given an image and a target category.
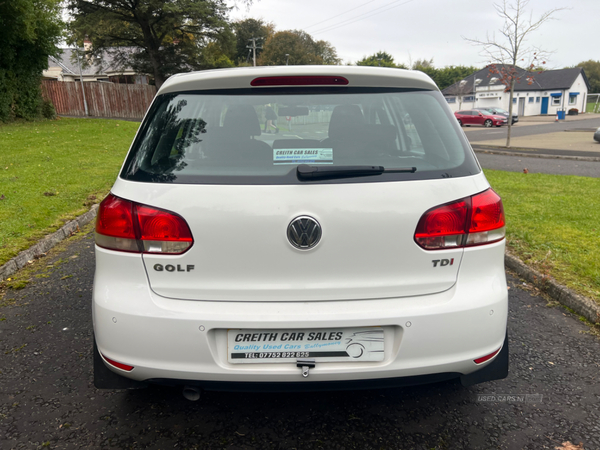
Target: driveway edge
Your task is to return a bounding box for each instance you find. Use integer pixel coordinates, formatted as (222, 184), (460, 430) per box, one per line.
(505, 251), (600, 324)
(472, 146), (600, 162)
(0, 205), (99, 282)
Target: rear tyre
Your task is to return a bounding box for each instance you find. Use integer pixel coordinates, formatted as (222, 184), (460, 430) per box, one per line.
(484, 119), (493, 128)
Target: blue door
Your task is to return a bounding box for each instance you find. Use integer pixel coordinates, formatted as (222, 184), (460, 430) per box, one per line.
(541, 97), (549, 114)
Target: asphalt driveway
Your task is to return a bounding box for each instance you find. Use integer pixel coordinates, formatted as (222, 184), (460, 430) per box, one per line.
(1, 232), (599, 450)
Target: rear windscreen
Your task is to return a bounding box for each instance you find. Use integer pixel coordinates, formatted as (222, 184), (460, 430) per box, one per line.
(121, 88), (480, 184)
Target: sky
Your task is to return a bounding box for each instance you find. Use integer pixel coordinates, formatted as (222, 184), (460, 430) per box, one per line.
(227, 0), (598, 69)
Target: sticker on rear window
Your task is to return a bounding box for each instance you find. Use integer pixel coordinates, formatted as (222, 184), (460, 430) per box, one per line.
(273, 148), (333, 165)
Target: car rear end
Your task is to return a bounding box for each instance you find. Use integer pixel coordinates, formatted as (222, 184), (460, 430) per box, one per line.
(92, 66), (508, 392)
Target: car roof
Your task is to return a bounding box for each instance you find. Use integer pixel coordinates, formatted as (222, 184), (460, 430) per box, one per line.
(158, 66), (439, 95)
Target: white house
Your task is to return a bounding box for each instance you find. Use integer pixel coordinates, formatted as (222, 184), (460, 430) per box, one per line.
(442, 65), (590, 117)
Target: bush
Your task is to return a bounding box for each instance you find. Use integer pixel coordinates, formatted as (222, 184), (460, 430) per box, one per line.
(568, 108), (579, 115)
(41, 98), (56, 119)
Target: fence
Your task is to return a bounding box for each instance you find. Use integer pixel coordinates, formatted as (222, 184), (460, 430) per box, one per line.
(41, 80), (157, 119)
(586, 94), (600, 113)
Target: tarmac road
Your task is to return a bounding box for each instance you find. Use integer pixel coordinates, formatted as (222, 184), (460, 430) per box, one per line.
(475, 152), (600, 178)
(464, 113), (600, 177)
(465, 116), (600, 142)
(2, 233), (600, 449)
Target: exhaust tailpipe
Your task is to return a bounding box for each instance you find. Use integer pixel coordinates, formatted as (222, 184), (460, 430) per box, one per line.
(182, 386), (201, 401)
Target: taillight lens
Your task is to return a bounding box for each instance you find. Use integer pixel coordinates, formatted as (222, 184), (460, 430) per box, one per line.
(95, 194), (193, 254)
(101, 353), (134, 371)
(474, 347), (501, 364)
(415, 189), (505, 250)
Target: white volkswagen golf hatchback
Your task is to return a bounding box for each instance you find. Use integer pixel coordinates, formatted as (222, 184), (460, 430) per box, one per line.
(93, 66), (508, 396)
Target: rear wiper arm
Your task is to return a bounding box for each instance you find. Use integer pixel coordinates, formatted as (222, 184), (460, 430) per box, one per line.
(297, 164), (417, 181)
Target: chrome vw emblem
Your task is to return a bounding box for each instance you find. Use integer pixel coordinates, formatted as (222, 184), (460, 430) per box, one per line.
(287, 216), (322, 250)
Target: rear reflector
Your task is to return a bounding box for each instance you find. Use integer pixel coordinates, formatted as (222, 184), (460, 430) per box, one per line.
(102, 354), (134, 371)
(415, 189), (505, 250)
(474, 347), (501, 365)
(96, 194), (193, 254)
(251, 76), (349, 86)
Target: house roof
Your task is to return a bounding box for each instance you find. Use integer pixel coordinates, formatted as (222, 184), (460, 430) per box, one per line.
(49, 48), (97, 76)
(47, 47), (140, 77)
(442, 65), (590, 95)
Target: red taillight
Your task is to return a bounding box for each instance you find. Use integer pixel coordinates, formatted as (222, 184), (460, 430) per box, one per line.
(136, 205), (193, 242)
(102, 353), (134, 371)
(415, 189), (505, 250)
(96, 194), (136, 239)
(469, 189), (505, 233)
(251, 76), (349, 86)
(474, 347), (501, 364)
(95, 194), (193, 254)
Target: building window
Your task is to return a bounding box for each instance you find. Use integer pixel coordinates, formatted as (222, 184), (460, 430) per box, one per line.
(463, 96), (474, 102)
(569, 94), (578, 105)
(552, 96), (561, 106)
(536, 97), (540, 103)
(528, 97), (534, 103)
(446, 97), (456, 104)
(512, 98), (517, 104)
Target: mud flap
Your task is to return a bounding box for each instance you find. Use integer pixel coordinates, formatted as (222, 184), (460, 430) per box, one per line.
(93, 338), (148, 390)
(460, 332), (509, 387)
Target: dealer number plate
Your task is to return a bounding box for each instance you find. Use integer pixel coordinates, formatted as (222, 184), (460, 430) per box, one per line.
(227, 327), (384, 364)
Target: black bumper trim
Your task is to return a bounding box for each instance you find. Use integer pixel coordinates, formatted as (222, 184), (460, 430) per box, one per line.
(146, 372), (461, 392)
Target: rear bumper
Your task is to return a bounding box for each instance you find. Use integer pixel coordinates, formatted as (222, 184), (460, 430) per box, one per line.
(93, 241), (508, 388)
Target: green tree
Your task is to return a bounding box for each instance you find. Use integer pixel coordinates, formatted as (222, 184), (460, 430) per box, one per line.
(431, 65), (480, 91)
(67, 0), (246, 87)
(0, 0), (63, 121)
(232, 18), (273, 65)
(259, 30), (340, 66)
(355, 51), (407, 68)
(576, 60), (600, 93)
(411, 58), (437, 81)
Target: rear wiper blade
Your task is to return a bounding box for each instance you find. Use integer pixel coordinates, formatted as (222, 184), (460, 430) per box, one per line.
(297, 164), (417, 181)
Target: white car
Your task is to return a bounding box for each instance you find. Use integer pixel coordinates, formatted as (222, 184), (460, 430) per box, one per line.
(93, 66), (508, 398)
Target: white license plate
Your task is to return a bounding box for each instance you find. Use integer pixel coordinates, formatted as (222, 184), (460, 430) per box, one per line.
(227, 327), (384, 364)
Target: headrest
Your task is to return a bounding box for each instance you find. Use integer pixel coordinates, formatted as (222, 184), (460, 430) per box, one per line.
(328, 104), (366, 140)
(223, 105), (262, 137)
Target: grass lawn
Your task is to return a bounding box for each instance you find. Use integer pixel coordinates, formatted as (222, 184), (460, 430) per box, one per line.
(486, 170), (600, 303)
(0, 118), (139, 265)
(1, 118), (599, 305)
(586, 101), (599, 113)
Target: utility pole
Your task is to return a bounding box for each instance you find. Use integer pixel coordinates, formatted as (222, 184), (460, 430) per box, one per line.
(246, 37), (263, 67)
(75, 45), (89, 116)
(285, 54), (289, 65)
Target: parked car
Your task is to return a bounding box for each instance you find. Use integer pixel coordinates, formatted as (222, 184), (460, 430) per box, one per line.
(93, 66), (508, 398)
(454, 109), (507, 127)
(474, 107), (519, 125)
(594, 127), (600, 143)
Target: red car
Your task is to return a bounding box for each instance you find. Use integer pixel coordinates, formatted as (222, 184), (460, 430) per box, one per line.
(454, 110), (507, 127)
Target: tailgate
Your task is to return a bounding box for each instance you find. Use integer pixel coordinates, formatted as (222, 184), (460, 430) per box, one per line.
(112, 175), (489, 301)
